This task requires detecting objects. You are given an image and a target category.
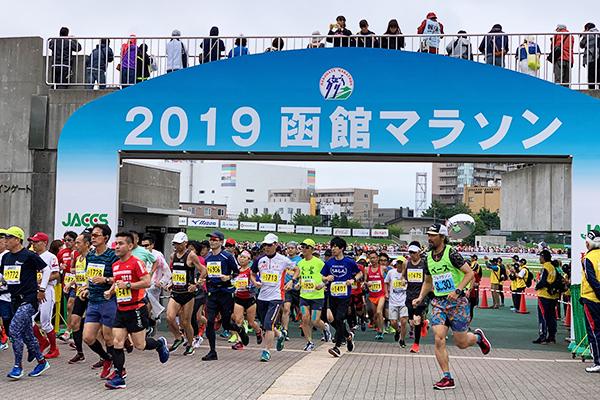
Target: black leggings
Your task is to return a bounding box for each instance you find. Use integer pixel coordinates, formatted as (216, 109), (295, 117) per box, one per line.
(512, 288), (524, 310)
(206, 291), (241, 353)
(191, 296), (205, 336)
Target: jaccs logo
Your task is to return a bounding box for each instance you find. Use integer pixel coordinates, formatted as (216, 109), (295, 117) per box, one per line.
(62, 213), (109, 227)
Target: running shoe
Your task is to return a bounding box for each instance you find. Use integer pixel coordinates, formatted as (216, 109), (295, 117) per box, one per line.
(328, 346), (341, 357)
(277, 330), (287, 351)
(192, 336), (203, 348)
(394, 331), (400, 342)
(243, 319), (249, 333)
(361, 321), (366, 332)
(368, 321), (374, 329)
(421, 320), (429, 338)
(28, 360), (50, 377)
(69, 342), (77, 349)
(201, 351), (218, 361)
(0, 342), (9, 351)
(260, 350), (271, 362)
(157, 337), (170, 363)
(285, 335), (290, 342)
(256, 328), (263, 345)
(532, 337), (545, 344)
(586, 364), (600, 373)
(105, 375), (126, 389)
(44, 348), (60, 359)
(107, 368), (127, 380)
(183, 345), (195, 356)
(68, 354), (85, 364)
(58, 332), (71, 342)
(220, 330), (231, 339)
(347, 331), (355, 352)
(100, 360), (113, 379)
(214, 320), (222, 331)
(169, 338), (184, 352)
(352, 325), (359, 331)
(375, 333), (384, 340)
(231, 341), (244, 350)
(433, 376), (455, 390)
(303, 341), (315, 351)
(228, 334), (238, 343)
(239, 326), (250, 346)
(124, 337), (134, 354)
(409, 331), (414, 339)
(91, 359), (104, 369)
(7, 365), (23, 380)
(324, 324), (332, 342)
(389, 326), (396, 334)
(474, 328), (491, 355)
(399, 340), (407, 349)
(410, 343), (419, 353)
(321, 334), (326, 342)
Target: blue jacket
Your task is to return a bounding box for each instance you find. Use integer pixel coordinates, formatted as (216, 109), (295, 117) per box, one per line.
(86, 44), (114, 71)
(479, 27), (508, 56)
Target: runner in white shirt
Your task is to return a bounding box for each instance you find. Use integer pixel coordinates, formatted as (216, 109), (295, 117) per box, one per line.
(250, 233), (299, 362)
(29, 232), (61, 359)
(385, 260), (409, 348)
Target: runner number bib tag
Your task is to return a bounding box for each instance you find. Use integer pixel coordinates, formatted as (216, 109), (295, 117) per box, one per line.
(207, 262), (221, 278)
(392, 280), (406, 288)
(370, 282), (382, 292)
(407, 269), (423, 283)
(262, 272), (278, 285)
(351, 280), (358, 290)
(76, 269), (87, 286)
(115, 287), (132, 303)
(330, 282), (347, 297)
(235, 277), (249, 290)
(64, 273), (76, 285)
(3, 265), (21, 285)
(87, 263), (105, 282)
(301, 279), (315, 293)
(172, 270), (186, 286)
(432, 273), (456, 295)
(37, 272), (42, 281)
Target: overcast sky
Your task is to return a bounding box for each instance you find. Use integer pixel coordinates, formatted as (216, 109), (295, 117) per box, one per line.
(4, 0), (593, 209)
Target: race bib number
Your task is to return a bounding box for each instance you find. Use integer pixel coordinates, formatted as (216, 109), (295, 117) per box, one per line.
(301, 279), (315, 293)
(407, 269), (423, 283)
(87, 263), (105, 282)
(76, 286), (85, 297)
(76, 269), (87, 286)
(3, 265), (21, 285)
(432, 273), (456, 295)
(330, 282), (347, 297)
(262, 272), (278, 285)
(235, 277), (249, 290)
(115, 287), (132, 303)
(351, 280), (358, 290)
(172, 270), (186, 286)
(64, 273), (76, 285)
(370, 282), (382, 292)
(207, 262), (221, 278)
(37, 272), (42, 281)
(392, 280), (406, 288)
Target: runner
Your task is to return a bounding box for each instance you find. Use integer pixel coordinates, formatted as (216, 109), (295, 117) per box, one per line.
(141, 234), (170, 336)
(80, 224), (119, 379)
(0, 226), (50, 379)
(296, 238), (330, 351)
(202, 231), (249, 361)
(57, 230), (79, 342)
(104, 231), (169, 389)
(250, 233), (298, 362)
(186, 240), (208, 348)
(165, 232), (206, 356)
(281, 241), (301, 338)
(29, 232), (61, 359)
(65, 232), (91, 364)
(231, 250), (263, 350)
(412, 224), (491, 390)
(404, 242), (429, 353)
(321, 236), (362, 358)
(385, 256), (408, 348)
(366, 253), (386, 340)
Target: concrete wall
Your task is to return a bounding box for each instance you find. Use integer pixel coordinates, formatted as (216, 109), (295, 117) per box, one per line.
(501, 164), (571, 232)
(475, 235), (507, 247)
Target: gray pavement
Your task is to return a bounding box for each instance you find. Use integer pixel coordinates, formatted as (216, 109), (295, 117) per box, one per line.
(0, 335), (597, 400)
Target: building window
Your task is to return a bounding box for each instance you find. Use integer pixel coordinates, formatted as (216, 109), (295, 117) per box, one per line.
(204, 209), (211, 216)
(296, 208), (302, 214)
(253, 208), (258, 214)
(200, 201), (205, 204)
(199, 190), (205, 194)
(279, 208), (284, 213)
(270, 194), (273, 198)
(469, 197), (474, 202)
(292, 193), (296, 198)
(364, 194), (368, 198)
(288, 208), (293, 214)
(217, 209), (224, 216)
(364, 204), (368, 209)
(246, 188), (254, 192)
(246, 199), (254, 202)
(244, 208), (248, 214)
(485, 190), (495, 194)
(187, 207), (196, 214)
(264, 208), (269, 214)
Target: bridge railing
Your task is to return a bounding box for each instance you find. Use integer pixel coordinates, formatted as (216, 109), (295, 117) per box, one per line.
(44, 33), (599, 90)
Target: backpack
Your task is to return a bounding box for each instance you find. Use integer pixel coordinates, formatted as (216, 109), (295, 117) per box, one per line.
(547, 269), (567, 296)
(523, 267), (533, 288)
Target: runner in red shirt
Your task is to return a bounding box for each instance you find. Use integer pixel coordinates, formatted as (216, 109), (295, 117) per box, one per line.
(103, 232), (169, 390)
(366, 257), (387, 340)
(57, 231), (79, 341)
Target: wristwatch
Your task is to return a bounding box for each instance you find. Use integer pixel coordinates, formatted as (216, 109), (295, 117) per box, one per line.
(126, 282), (131, 290)
(105, 277), (110, 284)
(455, 288), (464, 296)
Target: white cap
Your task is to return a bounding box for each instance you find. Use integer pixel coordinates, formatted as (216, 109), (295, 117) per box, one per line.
(262, 233), (279, 244)
(408, 245), (421, 253)
(172, 232), (188, 244)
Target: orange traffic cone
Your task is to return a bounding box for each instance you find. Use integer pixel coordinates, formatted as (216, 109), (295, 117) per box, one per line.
(560, 303), (571, 327)
(516, 292), (530, 314)
(478, 287), (490, 309)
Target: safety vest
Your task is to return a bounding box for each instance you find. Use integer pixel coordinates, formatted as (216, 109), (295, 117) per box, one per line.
(582, 249), (600, 303)
(427, 246), (464, 297)
(538, 261), (559, 300)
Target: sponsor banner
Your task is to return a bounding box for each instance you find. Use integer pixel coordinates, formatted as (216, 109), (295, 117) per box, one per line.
(371, 229), (389, 237)
(277, 224), (295, 233)
(239, 221), (258, 231)
(314, 227), (332, 235)
(259, 223), (277, 232)
(188, 218), (219, 228)
(220, 220), (239, 230)
(353, 229), (370, 237)
(333, 228), (351, 236)
(295, 225), (313, 234)
(178, 217), (187, 226)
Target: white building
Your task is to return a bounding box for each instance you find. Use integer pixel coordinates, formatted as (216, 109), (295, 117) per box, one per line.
(140, 160), (315, 218)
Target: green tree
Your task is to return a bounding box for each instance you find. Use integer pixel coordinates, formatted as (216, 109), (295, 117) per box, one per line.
(544, 232), (559, 244)
(237, 212), (249, 221)
(340, 214), (350, 228)
(422, 200), (452, 220)
(373, 223), (384, 229)
(348, 219), (363, 229)
(509, 231), (526, 242)
(291, 213), (321, 226)
(477, 207), (500, 230)
(451, 202), (472, 216)
(388, 225), (403, 237)
(272, 212), (284, 225)
(249, 213), (261, 222)
(330, 214), (341, 228)
(258, 213), (273, 223)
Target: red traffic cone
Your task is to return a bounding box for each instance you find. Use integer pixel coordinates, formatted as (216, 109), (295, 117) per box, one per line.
(560, 303), (571, 327)
(478, 287), (490, 309)
(516, 292), (530, 314)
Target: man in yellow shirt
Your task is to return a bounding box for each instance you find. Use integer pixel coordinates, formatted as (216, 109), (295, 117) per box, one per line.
(581, 230), (600, 373)
(533, 250), (559, 344)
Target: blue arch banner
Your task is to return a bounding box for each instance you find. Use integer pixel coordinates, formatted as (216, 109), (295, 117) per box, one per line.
(56, 48), (600, 283)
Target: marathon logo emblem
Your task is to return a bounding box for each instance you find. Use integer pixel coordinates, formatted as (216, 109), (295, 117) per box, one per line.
(62, 213), (109, 227)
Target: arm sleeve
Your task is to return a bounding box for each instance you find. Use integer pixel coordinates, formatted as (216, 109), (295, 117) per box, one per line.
(39, 265), (51, 289)
(535, 268), (548, 290)
(448, 248), (466, 270)
(583, 258), (600, 298)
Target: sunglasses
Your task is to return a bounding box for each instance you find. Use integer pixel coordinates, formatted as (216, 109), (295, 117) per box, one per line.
(209, 237), (221, 242)
(142, 243), (151, 247)
(63, 238), (74, 242)
(91, 233), (104, 238)
(264, 243), (276, 247)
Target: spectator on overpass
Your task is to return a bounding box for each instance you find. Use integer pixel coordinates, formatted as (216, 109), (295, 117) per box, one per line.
(515, 36), (541, 77)
(327, 15), (354, 48)
(201, 26), (226, 63)
(580, 22), (600, 89)
(550, 24), (574, 87)
(479, 24), (508, 67)
(445, 31), (473, 60)
(166, 30), (188, 73)
(120, 35), (137, 87)
(228, 35), (250, 58)
(417, 12), (444, 54)
(86, 39), (114, 89)
(356, 19), (378, 48)
(307, 31), (325, 48)
(380, 19), (405, 50)
(48, 27), (81, 89)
